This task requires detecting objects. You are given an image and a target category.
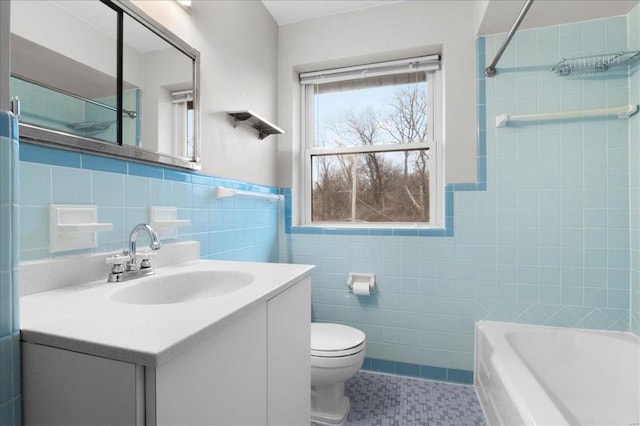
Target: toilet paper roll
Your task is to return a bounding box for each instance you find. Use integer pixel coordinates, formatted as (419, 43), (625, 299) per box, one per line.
(353, 281), (371, 296)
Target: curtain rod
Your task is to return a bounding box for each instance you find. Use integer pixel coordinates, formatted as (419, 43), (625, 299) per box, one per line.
(485, 0), (534, 77)
(300, 55), (440, 81)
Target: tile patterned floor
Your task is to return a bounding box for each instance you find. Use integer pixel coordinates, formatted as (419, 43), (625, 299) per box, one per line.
(312, 371), (486, 426)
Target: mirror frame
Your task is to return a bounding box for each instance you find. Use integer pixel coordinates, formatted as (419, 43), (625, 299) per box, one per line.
(16, 0), (201, 170)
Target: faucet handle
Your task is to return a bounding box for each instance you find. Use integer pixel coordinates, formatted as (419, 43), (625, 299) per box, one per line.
(137, 250), (157, 259)
(106, 253), (131, 277)
(105, 253), (131, 266)
(137, 250), (157, 269)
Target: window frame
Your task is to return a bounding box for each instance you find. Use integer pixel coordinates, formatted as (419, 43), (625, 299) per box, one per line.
(171, 89), (195, 158)
(299, 57), (444, 228)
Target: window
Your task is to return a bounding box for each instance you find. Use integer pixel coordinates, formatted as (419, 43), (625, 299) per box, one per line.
(171, 89), (195, 158)
(300, 55), (443, 227)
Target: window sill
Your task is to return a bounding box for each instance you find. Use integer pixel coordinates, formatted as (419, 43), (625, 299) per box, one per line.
(288, 224), (451, 237)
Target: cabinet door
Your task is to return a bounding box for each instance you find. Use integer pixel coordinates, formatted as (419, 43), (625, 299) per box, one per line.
(22, 342), (141, 425)
(152, 303), (268, 425)
(267, 277), (311, 425)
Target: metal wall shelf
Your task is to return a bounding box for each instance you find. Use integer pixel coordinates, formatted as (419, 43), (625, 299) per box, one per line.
(227, 110), (284, 140)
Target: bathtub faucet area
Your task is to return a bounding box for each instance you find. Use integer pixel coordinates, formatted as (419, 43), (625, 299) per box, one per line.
(106, 224), (161, 282)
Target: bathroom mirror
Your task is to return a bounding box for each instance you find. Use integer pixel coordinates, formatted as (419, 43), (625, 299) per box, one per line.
(10, 0), (200, 169)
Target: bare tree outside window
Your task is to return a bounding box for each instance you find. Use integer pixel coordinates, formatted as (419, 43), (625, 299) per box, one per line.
(311, 82), (430, 223)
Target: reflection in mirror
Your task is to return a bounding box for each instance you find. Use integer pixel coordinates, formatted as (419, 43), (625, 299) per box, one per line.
(123, 13), (195, 159)
(9, 0), (200, 169)
(11, 1), (119, 143)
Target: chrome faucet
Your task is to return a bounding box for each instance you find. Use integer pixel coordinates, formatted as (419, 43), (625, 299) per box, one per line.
(106, 224), (161, 282)
(127, 223), (161, 269)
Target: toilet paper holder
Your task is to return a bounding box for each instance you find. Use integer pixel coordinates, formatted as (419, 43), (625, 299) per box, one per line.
(347, 273), (375, 295)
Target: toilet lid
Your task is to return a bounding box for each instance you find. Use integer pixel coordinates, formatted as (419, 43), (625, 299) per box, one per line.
(311, 323), (366, 356)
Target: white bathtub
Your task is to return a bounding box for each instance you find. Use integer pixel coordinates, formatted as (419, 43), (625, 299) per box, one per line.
(475, 320), (640, 426)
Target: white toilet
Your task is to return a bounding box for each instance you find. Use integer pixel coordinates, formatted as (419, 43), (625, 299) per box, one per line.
(310, 323), (366, 425)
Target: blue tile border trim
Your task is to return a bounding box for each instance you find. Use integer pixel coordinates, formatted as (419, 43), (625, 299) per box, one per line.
(283, 37), (489, 237)
(20, 143), (81, 168)
(0, 111), (18, 139)
(18, 141), (280, 195)
(81, 153), (127, 174)
(361, 357), (474, 385)
(129, 162), (164, 179)
(0, 112), (9, 138)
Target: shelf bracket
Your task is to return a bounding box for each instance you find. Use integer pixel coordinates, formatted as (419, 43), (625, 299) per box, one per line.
(227, 110), (284, 140)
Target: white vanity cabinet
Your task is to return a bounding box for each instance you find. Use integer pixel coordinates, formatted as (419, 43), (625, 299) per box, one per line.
(22, 343), (144, 425)
(21, 277), (311, 426)
(267, 276), (311, 425)
(149, 302), (268, 425)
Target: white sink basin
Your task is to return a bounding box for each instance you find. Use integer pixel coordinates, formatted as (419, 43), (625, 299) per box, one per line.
(111, 270), (255, 305)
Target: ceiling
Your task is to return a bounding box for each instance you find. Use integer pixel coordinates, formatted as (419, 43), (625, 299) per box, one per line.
(262, 0), (640, 32)
(261, 0), (402, 26)
(477, 0), (640, 35)
(52, 0), (168, 53)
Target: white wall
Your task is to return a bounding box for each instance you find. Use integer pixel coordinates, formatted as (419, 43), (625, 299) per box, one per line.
(1, 1), (10, 111)
(474, 1), (491, 36)
(11, 1), (119, 80)
(139, 47), (192, 154)
(132, 0), (280, 186)
(277, 0), (478, 198)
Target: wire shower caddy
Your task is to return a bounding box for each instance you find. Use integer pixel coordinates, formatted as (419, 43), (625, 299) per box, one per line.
(551, 51), (640, 76)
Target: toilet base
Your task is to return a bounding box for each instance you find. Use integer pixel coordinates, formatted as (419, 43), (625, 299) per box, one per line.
(311, 398), (350, 425)
(311, 383), (351, 425)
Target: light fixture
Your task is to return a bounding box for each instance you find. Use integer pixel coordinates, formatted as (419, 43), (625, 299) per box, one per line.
(175, 0), (191, 11)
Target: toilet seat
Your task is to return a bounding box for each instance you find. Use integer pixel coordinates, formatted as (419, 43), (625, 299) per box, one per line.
(311, 323), (366, 357)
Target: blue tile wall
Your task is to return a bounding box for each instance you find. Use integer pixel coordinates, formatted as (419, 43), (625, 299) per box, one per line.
(280, 13), (637, 376)
(0, 112), (21, 426)
(19, 143), (280, 263)
(630, 4), (640, 336)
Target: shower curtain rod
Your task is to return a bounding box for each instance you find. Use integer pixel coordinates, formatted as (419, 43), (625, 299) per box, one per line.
(485, 0), (534, 77)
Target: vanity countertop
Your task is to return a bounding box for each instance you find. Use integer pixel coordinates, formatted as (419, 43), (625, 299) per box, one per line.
(20, 259), (314, 367)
